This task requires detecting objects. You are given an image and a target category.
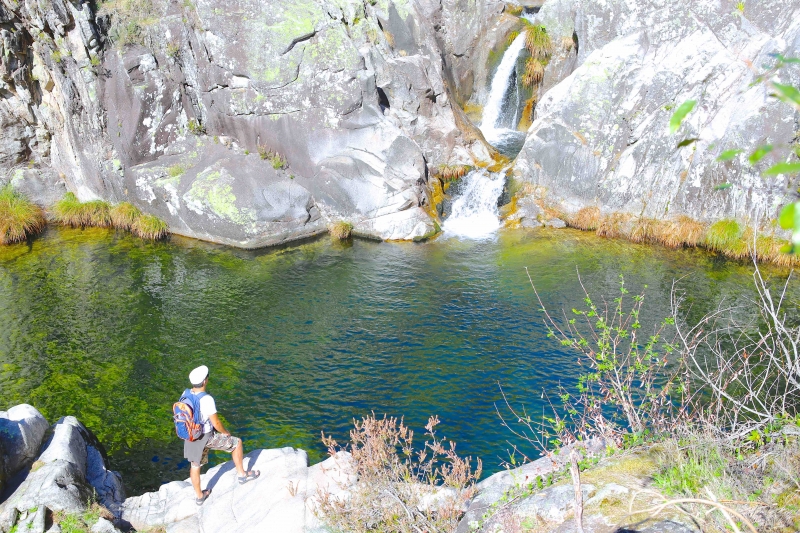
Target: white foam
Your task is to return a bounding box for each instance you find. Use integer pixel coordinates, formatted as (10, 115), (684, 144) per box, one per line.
(443, 170), (505, 239)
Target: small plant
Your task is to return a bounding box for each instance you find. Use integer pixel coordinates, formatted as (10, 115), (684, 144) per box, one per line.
(0, 184), (46, 245)
(109, 202), (141, 230)
(329, 221), (353, 240)
(51, 49), (63, 63)
(83, 200), (113, 227)
(258, 145), (288, 169)
(187, 119), (205, 135)
(90, 55), (101, 67)
(736, 1), (745, 13)
(505, 3), (523, 16)
(704, 219), (746, 256)
(165, 40), (180, 59)
(316, 414), (481, 533)
(131, 213), (168, 240)
(506, 30), (520, 46)
(658, 215), (705, 248)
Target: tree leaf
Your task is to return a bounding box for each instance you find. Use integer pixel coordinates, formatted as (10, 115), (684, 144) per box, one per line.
(772, 83), (800, 107)
(778, 202), (799, 232)
(669, 100), (697, 134)
(714, 183), (732, 190)
(717, 149), (743, 161)
(762, 162), (800, 176)
(773, 54), (800, 65)
(677, 138), (698, 148)
(748, 145), (773, 165)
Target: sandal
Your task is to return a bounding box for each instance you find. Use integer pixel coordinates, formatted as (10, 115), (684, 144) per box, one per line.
(237, 470), (260, 485)
(195, 489), (212, 506)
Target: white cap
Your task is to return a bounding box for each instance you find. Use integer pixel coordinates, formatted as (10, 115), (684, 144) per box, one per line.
(189, 365), (209, 385)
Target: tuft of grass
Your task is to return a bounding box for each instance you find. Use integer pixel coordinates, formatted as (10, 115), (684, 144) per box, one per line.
(98, 0), (156, 48)
(561, 35), (575, 52)
(329, 221), (354, 240)
(570, 206), (601, 231)
(109, 202), (141, 230)
(187, 119), (205, 135)
(521, 58), (545, 88)
(83, 200), (112, 228)
(704, 219), (745, 255)
(506, 30), (520, 46)
(52, 192), (87, 227)
(658, 215), (706, 248)
(131, 213), (168, 240)
(518, 96), (537, 130)
(505, 4), (523, 16)
(596, 212), (632, 239)
(628, 217), (660, 244)
(0, 184), (46, 245)
(435, 164), (471, 182)
(524, 25), (552, 61)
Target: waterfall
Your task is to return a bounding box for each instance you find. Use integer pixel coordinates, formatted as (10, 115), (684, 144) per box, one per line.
(480, 32), (527, 144)
(442, 170), (505, 239)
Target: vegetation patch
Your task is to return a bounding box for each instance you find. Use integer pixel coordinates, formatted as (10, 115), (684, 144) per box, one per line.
(569, 206), (601, 231)
(258, 145), (288, 170)
(658, 215), (706, 248)
(97, 0), (157, 48)
(52, 193), (168, 240)
(524, 25), (552, 61)
(522, 58), (545, 88)
(329, 221), (353, 240)
(704, 219), (744, 254)
(0, 184), (46, 245)
(131, 213), (169, 240)
(167, 163), (188, 178)
(434, 164), (471, 182)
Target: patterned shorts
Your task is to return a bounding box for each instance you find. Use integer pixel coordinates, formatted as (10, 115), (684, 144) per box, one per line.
(185, 431), (241, 468)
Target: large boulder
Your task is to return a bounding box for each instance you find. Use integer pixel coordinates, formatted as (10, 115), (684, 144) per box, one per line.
(514, 0), (800, 225)
(0, 416), (125, 531)
(121, 448), (353, 533)
(0, 405), (49, 494)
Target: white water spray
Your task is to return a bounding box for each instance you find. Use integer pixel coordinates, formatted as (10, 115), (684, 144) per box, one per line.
(480, 31), (527, 144)
(442, 170), (506, 239)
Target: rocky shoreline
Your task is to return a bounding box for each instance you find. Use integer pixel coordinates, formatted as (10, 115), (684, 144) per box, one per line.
(0, 404), (714, 533)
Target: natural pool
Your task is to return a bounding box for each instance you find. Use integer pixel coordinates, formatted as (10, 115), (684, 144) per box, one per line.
(1, 227), (797, 495)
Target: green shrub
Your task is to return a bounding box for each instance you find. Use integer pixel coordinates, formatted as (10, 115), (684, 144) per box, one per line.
(83, 200), (112, 227)
(704, 219), (746, 256)
(524, 25), (552, 61)
(131, 213), (168, 240)
(0, 184), (46, 245)
(258, 145), (288, 169)
(187, 119), (205, 135)
(98, 0), (156, 48)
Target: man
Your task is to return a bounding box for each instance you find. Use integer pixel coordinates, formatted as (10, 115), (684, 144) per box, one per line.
(184, 365), (260, 505)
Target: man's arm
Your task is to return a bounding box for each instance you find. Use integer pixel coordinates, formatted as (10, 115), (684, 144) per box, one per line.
(208, 414), (229, 435)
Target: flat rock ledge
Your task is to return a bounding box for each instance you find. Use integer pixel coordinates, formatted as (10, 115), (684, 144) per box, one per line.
(0, 407), (697, 533)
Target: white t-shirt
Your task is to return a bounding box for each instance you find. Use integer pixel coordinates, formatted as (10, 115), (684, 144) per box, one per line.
(197, 394), (217, 434)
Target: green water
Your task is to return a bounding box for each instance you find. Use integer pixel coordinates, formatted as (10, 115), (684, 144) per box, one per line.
(1, 227), (797, 495)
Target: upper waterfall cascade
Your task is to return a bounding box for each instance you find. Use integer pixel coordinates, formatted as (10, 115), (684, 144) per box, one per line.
(479, 31), (527, 144)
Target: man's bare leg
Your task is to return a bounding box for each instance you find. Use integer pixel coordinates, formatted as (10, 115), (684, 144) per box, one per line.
(232, 440), (246, 477)
(190, 465), (204, 498)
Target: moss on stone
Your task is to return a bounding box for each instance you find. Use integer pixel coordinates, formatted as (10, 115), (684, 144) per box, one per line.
(186, 170), (256, 226)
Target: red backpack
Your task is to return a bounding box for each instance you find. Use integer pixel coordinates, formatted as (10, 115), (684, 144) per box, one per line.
(173, 389), (207, 441)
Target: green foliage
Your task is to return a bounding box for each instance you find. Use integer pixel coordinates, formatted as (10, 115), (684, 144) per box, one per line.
(109, 202), (141, 230)
(52, 193), (167, 239)
(98, 0), (156, 48)
(736, 1), (745, 13)
(51, 49), (63, 63)
(0, 184), (46, 245)
(52, 192), (87, 227)
(90, 55), (101, 67)
(329, 221), (353, 240)
(654, 446), (725, 495)
(703, 219), (743, 253)
(187, 119), (206, 136)
(668, 100), (696, 134)
(717, 149), (743, 161)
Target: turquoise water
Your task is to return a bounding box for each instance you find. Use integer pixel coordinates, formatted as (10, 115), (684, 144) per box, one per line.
(0, 226), (796, 494)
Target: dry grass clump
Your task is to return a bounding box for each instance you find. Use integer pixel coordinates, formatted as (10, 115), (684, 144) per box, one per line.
(522, 58), (545, 88)
(98, 0), (156, 48)
(658, 215), (706, 248)
(329, 221), (353, 240)
(435, 164), (471, 182)
(110, 202), (142, 230)
(0, 184), (46, 244)
(561, 35), (575, 52)
(52, 192), (86, 227)
(83, 200), (112, 227)
(569, 206), (601, 231)
(316, 414), (481, 533)
(629, 217), (660, 244)
(518, 96), (537, 130)
(596, 212), (633, 239)
(505, 3), (523, 16)
(524, 25), (552, 60)
(131, 213), (168, 240)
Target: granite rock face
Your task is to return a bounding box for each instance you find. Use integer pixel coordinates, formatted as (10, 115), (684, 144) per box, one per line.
(0, 405), (50, 496)
(0, 0), (494, 246)
(0, 416), (125, 533)
(514, 0), (800, 225)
